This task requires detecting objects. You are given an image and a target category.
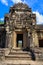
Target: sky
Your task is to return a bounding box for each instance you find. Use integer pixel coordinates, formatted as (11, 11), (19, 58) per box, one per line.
(0, 0), (43, 24)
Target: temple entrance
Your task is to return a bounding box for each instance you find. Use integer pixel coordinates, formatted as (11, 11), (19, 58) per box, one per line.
(0, 30), (6, 48)
(17, 34), (23, 47)
(39, 39), (43, 47)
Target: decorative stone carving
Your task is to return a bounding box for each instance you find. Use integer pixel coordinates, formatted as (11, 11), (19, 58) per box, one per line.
(4, 3), (36, 48)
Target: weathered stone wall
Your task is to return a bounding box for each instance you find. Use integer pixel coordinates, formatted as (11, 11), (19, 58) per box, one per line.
(4, 3), (37, 49)
(23, 32), (27, 48)
(32, 31), (39, 47)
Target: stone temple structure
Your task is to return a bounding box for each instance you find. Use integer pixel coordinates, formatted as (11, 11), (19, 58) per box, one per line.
(0, 3), (43, 65)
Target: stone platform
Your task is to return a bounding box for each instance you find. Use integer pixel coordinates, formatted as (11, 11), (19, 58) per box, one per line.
(0, 48), (43, 65)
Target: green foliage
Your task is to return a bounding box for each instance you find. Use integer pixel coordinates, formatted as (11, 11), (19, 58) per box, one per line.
(0, 21), (4, 24)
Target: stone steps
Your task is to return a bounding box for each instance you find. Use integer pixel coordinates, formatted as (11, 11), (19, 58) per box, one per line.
(5, 48), (32, 60)
(7, 64), (32, 65)
(2, 60), (43, 65)
(5, 55), (31, 59)
(5, 54), (31, 60)
(0, 48), (5, 56)
(9, 51), (31, 55)
(5, 53), (31, 58)
(5, 63), (43, 65)
(0, 48), (43, 65)
(34, 48), (43, 61)
(5, 56), (31, 60)
(34, 53), (43, 61)
(9, 48), (31, 55)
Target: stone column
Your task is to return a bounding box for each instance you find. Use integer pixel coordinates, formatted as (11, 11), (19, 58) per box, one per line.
(12, 31), (17, 48)
(5, 25), (12, 48)
(28, 31), (34, 48)
(34, 32), (39, 47)
(26, 32), (30, 48)
(32, 31), (39, 48)
(8, 32), (12, 48)
(5, 33), (9, 48)
(5, 32), (12, 48)
(27, 36), (30, 48)
(28, 32), (31, 48)
(23, 32), (27, 48)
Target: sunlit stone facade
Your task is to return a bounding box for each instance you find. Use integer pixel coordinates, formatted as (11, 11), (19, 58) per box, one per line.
(0, 3), (43, 65)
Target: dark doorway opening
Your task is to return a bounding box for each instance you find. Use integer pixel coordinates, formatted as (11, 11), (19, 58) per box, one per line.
(39, 39), (43, 47)
(0, 29), (6, 48)
(17, 34), (23, 47)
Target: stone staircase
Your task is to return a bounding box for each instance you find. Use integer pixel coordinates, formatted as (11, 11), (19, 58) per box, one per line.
(34, 48), (43, 61)
(0, 48), (35, 65)
(5, 48), (32, 60)
(0, 48), (43, 65)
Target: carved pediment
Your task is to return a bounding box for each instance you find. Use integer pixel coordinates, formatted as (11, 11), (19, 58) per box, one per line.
(5, 3), (36, 31)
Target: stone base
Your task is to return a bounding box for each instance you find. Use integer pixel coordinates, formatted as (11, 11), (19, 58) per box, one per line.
(0, 48), (43, 65)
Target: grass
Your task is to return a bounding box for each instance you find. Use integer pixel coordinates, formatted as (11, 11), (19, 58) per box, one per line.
(0, 21), (4, 24)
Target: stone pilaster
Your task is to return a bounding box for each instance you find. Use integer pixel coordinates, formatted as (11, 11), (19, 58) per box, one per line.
(5, 33), (9, 48)
(32, 31), (39, 47)
(5, 24), (12, 48)
(12, 31), (17, 48)
(23, 32), (26, 48)
(5, 32), (12, 48)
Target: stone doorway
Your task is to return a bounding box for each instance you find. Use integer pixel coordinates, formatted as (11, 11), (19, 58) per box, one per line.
(17, 34), (23, 47)
(39, 39), (43, 47)
(0, 30), (6, 48)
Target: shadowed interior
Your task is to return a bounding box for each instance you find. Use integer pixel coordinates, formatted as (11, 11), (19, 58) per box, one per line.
(17, 34), (23, 47)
